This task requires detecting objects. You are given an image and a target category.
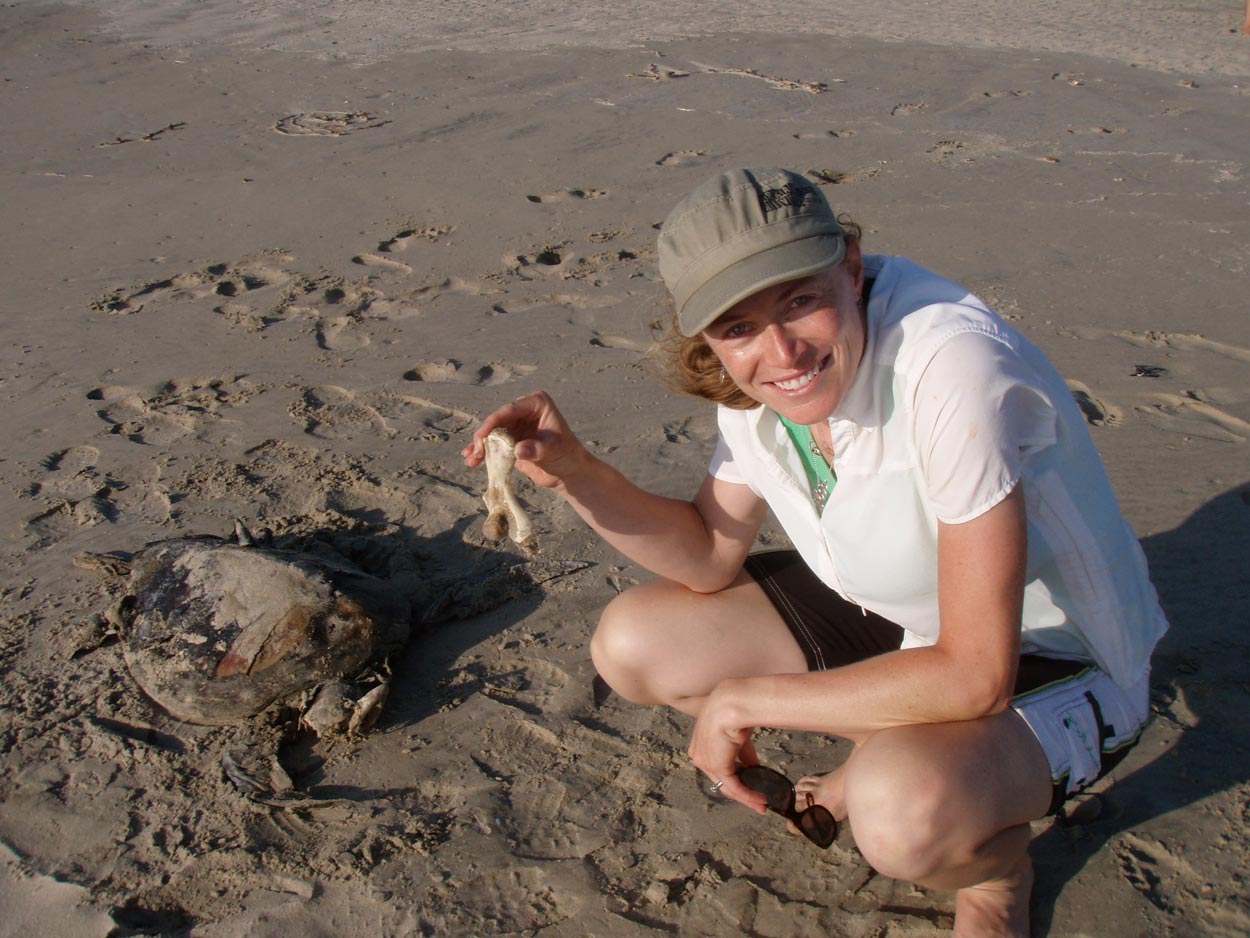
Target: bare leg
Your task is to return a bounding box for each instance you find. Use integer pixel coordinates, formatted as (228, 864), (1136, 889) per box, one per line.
(594, 572), (1053, 936)
(1244, 0), (1250, 35)
(952, 842), (1034, 938)
(591, 568), (807, 716)
(840, 710), (1052, 938)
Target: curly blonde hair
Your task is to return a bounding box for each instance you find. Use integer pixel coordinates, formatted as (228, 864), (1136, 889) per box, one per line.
(653, 217), (863, 410)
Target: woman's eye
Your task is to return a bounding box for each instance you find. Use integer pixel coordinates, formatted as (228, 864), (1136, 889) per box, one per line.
(725, 322), (751, 337)
(790, 294), (815, 310)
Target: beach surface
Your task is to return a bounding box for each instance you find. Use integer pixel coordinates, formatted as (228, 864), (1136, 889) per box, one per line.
(2, 1), (1249, 935)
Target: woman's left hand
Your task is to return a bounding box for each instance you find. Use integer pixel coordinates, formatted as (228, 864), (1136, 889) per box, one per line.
(687, 685), (769, 814)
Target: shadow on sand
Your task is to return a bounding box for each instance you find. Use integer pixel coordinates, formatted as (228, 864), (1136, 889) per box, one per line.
(1030, 480), (1250, 933)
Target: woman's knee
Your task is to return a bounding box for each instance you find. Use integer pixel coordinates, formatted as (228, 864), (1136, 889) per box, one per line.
(590, 581), (689, 703)
(843, 729), (969, 883)
(590, 587), (654, 680)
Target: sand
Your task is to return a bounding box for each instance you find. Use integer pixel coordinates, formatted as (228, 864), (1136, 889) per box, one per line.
(1, 1), (1249, 935)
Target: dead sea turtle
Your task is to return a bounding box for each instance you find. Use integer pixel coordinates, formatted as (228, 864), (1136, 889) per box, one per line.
(76, 523), (409, 733)
(68, 445), (588, 801)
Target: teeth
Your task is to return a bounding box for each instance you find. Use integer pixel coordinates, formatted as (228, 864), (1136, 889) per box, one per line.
(773, 363), (821, 391)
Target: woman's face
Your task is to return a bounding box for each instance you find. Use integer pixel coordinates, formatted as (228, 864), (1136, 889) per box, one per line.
(702, 242), (866, 425)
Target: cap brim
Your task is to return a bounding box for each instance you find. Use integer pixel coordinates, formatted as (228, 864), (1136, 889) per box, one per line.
(677, 233), (847, 336)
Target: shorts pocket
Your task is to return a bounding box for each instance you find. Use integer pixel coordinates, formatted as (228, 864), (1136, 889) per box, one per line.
(1055, 696), (1103, 794)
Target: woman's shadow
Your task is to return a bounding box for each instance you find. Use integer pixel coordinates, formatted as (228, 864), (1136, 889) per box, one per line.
(1029, 480), (1250, 933)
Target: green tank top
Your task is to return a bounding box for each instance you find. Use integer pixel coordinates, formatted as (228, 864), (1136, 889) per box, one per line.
(777, 414), (836, 513)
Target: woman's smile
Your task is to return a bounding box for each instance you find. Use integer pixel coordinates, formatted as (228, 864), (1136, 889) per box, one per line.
(769, 355), (830, 393)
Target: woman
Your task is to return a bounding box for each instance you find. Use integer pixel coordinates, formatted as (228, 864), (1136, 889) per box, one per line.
(463, 167), (1166, 937)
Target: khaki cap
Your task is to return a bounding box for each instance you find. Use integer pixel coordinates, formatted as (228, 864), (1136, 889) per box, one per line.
(658, 167), (847, 336)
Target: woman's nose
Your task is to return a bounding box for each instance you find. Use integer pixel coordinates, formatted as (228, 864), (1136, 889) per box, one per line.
(763, 323), (804, 365)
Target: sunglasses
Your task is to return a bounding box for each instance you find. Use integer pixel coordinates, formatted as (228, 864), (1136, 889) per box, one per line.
(738, 765), (838, 849)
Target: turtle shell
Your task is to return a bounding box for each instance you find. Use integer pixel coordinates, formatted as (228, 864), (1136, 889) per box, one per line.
(121, 537), (410, 725)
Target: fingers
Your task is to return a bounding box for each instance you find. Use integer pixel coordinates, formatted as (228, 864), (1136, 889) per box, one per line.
(707, 739), (763, 813)
(461, 391), (554, 466)
(713, 773), (768, 815)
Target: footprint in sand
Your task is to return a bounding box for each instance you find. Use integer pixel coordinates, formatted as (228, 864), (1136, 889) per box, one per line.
(1135, 392), (1249, 444)
(982, 89), (1032, 98)
(25, 497), (113, 545)
(352, 253), (413, 275)
(891, 102), (927, 117)
(92, 253), (296, 318)
(25, 445), (110, 530)
(1118, 329), (1250, 364)
(794, 130), (854, 140)
(484, 657), (581, 717)
(926, 134), (1008, 168)
(490, 292), (621, 316)
(290, 386), (397, 440)
(316, 315), (372, 352)
(212, 301), (269, 332)
(1051, 72), (1088, 86)
(661, 417), (717, 445)
(87, 377), (263, 444)
(1066, 126), (1127, 136)
(23, 446), (113, 539)
(289, 386), (475, 441)
(805, 167), (880, 185)
(403, 360), (463, 383)
(1055, 327), (1250, 443)
(281, 276), (419, 332)
(28, 446), (103, 502)
(91, 270), (212, 316)
(402, 359), (536, 386)
(589, 229), (631, 244)
(656, 149), (708, 167)
(378, 225), (452, 253)
(588, 248), (641, 275)
(22, 445), (171, 543)
(526, 188), (608, 204)
(506, 246), (584, 280)
(927, 140), (967, 160)
(1066, 381), (1123, 428)
(273, 111), (390, 136)
(472, 363), (538, 386)
(406, 276), (489, 303)
(690, 62), (832, 93)
(626, 63), (691, 81)
(663, 420), (694, 444)
(1115, 832), (1198, 913)
(589, 333), (649, 352)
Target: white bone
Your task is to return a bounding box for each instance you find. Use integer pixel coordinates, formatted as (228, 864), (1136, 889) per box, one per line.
(481, 428), (538, 555)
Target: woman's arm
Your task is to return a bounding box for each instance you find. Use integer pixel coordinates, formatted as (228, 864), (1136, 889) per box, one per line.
(464, 391), (767, 592)
(688, 485), (1027, 808)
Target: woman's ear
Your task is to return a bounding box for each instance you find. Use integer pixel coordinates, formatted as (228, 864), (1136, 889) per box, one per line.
(842, 239), (865, 294)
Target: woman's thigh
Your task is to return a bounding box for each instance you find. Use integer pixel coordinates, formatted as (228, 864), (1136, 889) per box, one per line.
(590, 568), (808, 713)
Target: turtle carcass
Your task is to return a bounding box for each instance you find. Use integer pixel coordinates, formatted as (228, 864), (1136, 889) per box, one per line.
(110, 534), (410, 726)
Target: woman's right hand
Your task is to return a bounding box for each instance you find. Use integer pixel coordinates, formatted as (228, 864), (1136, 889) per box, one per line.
(461, 390), (591, 491)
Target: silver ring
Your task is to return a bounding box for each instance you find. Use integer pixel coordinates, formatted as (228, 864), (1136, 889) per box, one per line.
(709, 779), (724, 793)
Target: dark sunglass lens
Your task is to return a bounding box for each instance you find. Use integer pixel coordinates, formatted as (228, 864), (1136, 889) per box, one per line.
(798, 805), (837, 848)
(739, 766), (794, 813)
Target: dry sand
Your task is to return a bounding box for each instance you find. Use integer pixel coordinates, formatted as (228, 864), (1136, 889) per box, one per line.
(2, 1), (1249, 935)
